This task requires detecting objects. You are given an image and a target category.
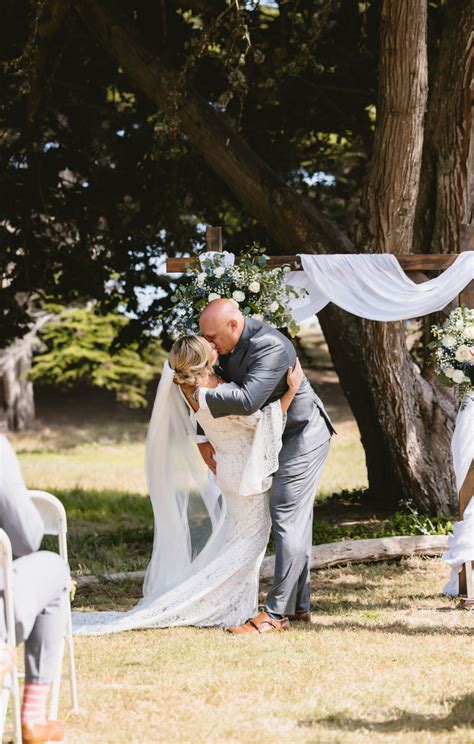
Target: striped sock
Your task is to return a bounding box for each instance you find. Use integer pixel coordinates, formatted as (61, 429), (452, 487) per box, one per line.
(21, 683), (49, 726)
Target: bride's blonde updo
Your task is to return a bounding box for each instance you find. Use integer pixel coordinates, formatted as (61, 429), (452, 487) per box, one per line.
(169, 335), (213, 386)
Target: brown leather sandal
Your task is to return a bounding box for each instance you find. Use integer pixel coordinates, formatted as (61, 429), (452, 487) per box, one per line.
(226, 611), (290, 634)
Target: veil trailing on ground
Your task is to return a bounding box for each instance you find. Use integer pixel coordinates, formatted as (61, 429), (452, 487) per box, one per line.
(143, 361), (225, 600)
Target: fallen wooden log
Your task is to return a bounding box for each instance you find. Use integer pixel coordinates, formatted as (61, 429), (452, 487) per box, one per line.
(260, 534), (448, 579)
(75, 535), (448, 589)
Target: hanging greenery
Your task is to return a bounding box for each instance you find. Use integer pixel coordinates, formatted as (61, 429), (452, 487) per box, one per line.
(164, 244), (302, 338)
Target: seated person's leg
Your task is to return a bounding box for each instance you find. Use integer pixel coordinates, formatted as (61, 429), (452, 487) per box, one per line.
(12, 551), (69, 741)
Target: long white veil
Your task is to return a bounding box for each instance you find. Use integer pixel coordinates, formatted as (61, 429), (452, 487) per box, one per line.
(142, 361), (225, 602)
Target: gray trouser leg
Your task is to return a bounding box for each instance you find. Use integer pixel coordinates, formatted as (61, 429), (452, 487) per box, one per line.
(12, 551), (69, 684)
(265, 439), (331, 618)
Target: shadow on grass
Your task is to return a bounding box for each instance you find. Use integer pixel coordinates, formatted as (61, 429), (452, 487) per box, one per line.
(42, 486), (212, 575)
(299, 693), (474, 732)
(302, 618), (474, 637)
(74, 578), (144, 611)
(309, 594), (450, 614)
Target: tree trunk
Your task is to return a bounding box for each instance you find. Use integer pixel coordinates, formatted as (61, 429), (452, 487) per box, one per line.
(0, 310), (54, 431)
(356, 0), (428, 253)
(344, 0), (457, 513)
(75, 0), (459, 513)
(0, 347), (36, 432)
(414, 0), (473, 253)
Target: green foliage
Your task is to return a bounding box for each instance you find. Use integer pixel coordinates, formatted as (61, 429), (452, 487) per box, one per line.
(0, 0), (379, 342)
(30, 305), (165, 407)
(0, 1), (452, 344)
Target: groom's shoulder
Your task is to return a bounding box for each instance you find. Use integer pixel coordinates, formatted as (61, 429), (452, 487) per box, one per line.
(247, 320), (289, 351)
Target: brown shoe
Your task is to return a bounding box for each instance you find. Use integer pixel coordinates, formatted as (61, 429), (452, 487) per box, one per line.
(286, 610), (311, 623)
(227, 611), (289, 634)
(22, 720), (65, 743)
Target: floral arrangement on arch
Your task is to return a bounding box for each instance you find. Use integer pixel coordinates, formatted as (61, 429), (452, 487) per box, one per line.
(168, 245), (302, 338)
(429, 306), (474, 395)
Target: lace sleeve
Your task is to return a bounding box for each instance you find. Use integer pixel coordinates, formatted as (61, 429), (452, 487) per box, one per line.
(238, 401), (285, 496)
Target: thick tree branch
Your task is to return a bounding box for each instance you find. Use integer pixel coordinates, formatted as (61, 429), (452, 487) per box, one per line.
(74, 0), (353, 256)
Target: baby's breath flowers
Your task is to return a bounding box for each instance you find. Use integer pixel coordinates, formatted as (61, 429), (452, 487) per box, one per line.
(168, 244), (302, 338)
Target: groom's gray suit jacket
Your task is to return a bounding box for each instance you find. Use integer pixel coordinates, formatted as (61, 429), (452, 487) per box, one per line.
(203, 318), (334, 460)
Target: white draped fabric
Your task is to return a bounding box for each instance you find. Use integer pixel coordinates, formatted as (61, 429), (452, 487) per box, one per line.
(285, 251), (474, 595)
(442, 393), (474, 595)
(286, 251), (474, 323)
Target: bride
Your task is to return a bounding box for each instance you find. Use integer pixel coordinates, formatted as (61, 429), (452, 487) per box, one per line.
(73, 335), (303, 635)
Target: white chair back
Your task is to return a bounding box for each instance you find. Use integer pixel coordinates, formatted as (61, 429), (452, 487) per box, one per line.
(29, 492), (79, 717)
(29, 491), (69, 564)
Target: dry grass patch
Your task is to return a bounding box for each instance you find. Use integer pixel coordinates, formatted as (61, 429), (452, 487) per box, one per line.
(59, 557), (474, 743)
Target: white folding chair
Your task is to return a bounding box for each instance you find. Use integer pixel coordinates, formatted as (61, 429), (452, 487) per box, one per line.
(0, 529), (22, 744)
(28, 491), (79, 718)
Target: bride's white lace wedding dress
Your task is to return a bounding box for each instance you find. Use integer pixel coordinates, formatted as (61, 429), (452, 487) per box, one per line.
(73, 382), (283, 636)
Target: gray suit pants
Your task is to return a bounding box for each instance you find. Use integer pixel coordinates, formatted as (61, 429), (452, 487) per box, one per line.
(265, 438), (331, 617)
(1, 551), (69, 684)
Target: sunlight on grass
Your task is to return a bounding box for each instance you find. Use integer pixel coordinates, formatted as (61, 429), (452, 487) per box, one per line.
(55, 558), (474, 743)
(319, 421), (367, 498)
(18, 440), (148, 494)
(15, 418), (367, 498)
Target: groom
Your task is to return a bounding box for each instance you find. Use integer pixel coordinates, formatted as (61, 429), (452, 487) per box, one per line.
(196, 299), (334, 634)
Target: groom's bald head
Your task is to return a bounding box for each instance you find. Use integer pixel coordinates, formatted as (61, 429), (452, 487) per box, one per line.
(200, 299), (245, 355)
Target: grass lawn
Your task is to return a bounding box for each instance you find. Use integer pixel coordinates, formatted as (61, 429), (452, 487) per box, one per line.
(45, 559), (474, 743)
(4, 365), (470, 743)
(10, 380), (374, 576)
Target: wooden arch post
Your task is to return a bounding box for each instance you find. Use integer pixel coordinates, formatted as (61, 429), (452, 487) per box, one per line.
(206, 226), (222, 253)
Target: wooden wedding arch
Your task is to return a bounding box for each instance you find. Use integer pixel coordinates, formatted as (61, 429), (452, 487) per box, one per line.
(167, 224), (474, 608)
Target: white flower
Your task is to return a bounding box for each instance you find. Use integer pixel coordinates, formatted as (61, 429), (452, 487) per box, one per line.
(208, 292), (221, 302)
(283, 266), (291, 273)
(196, 272), (207, 286)
(464, 326), (474, 340)
(442, 334), (457, 348)
(452, 369), (467, 384)
(455, 345), (471, 363)
(249, 281), (260, 293)
(213, 266), (225, 278)
(444, 367), (455, 379)
(252, 313), (264, 321)
(269, 301), (279, 313)
(232, 290), (246, 302)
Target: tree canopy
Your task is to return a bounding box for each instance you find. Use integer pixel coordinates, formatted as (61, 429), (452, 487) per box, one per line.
(1, 0), (381, 342)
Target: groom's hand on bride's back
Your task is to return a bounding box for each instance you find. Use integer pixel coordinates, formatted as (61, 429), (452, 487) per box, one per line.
(197, 441), (217, 474)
